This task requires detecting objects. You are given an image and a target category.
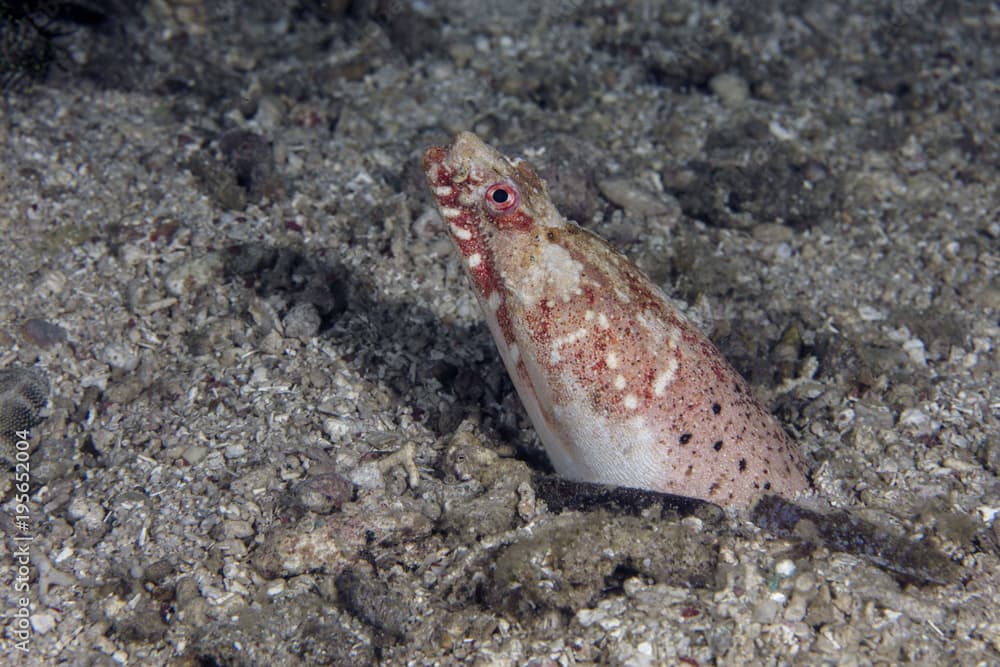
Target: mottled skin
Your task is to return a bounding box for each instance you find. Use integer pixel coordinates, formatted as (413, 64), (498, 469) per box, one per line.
(423, 132), (808, 508)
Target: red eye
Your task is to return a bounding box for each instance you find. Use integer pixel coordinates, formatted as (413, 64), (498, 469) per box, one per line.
(484, 183), (519, 215)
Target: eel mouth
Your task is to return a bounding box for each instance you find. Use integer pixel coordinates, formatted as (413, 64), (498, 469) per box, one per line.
(423, 132), (506, 183)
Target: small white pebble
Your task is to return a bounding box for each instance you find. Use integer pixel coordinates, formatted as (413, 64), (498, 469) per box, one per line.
(322, 417), (351, 439)
(976, 506), (1000, 523)
(622, 577), (646, 596)
(102, 343), (140, 372)
(181, 445), (209, 465)
(36, 270), (67, 296)
(903, 338), (927, 366)
(576, 608), (600, 627)
(348, 462), (384, 489)
(898, 407), (931, 432)
(598, 616), (621, 631)
(775, 559), (797, 578)
(709, 72), (750, 107)
(681, 516), (704, 532)
(858, 305), (885, 321)
(942, 457), (976, 473)
(224, 443), (247, 459)
(31, 612), (56, 634)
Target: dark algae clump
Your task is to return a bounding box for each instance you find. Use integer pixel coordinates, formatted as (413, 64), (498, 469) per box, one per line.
(751, 495), (962, 586)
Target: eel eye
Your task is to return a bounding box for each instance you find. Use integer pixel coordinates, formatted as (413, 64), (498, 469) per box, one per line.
(484, 182), (519, 215)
